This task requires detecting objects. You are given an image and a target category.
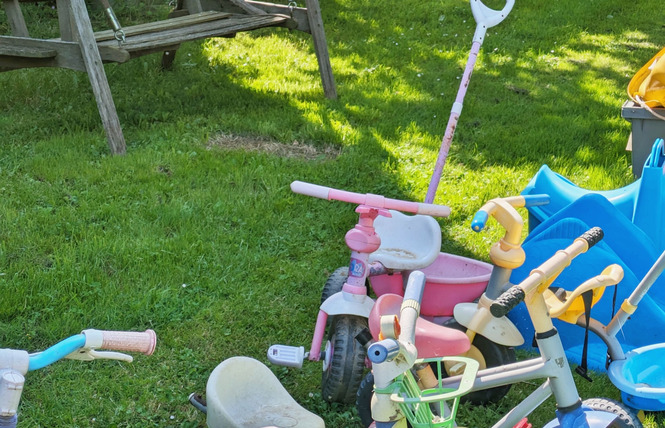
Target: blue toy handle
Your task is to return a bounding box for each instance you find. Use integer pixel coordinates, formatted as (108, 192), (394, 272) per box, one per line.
(523, 194), (550, 207)
(471, 211), (489, 232)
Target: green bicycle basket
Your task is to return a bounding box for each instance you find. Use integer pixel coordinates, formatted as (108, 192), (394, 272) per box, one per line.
(379, 356), (479, 428)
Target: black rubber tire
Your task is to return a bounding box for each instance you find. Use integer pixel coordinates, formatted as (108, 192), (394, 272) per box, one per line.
(356, 371), (375, 427)
(442, 320), (516, 404)
(321, 266), (349, 305)
(582, 398), (643, 428)
(321, 314), (368, 403)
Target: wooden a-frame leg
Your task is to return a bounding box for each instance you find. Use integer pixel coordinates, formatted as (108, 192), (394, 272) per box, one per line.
(3, 0), (30, 37)
(304, 0), (336, 99)
(69, 0), (126, 154)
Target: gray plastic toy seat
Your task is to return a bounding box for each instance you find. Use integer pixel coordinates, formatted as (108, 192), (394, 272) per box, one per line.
(369, 210), (442, 270)
(206, 356), (325, 428)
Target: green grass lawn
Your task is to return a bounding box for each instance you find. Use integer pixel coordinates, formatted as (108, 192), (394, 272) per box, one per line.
(1, 0), (665, 426)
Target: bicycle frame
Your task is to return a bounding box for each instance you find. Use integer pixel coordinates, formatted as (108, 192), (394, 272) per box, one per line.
(436, 229), (630, 427)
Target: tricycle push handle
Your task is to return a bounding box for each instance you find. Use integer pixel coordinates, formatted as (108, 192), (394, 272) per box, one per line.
(291, 181), (451, 218)
(471, 0), (515, 44)
(490, 227), (603, 317)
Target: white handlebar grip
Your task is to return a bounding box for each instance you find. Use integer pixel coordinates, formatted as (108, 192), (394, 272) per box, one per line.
(416, 202), (451, 218)
(290, 181), (331, 199)
(100, 329), (157, 355)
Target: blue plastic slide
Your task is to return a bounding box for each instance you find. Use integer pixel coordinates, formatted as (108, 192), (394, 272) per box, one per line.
(507, 195), (665, 370)
(522, 138), (665, 253)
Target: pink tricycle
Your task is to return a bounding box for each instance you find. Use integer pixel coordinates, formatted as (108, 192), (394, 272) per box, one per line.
(268, 181), (514, 405)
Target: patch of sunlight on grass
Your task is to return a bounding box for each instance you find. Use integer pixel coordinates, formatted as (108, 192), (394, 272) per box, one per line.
(290, 101), (361, 145)
(574, 145), (595, 164)
(203, 33), (320, 96)
(386, 124), (439, 182)
(581, 31), (658, 53)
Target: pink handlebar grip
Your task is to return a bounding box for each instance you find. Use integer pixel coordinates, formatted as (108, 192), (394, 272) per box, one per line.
(100, 329), (157, 355)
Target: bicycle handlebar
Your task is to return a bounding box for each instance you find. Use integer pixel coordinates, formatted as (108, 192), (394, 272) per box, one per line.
(28, 329), (156, 371)
(490, 227), (604, 318)
(291, 181), (451, 218)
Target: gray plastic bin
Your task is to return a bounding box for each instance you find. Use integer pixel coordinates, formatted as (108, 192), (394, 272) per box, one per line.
(621, 100), (665, 177)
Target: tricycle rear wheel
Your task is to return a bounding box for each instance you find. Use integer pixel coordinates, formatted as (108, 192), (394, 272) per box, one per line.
(442, 320), (515, 404)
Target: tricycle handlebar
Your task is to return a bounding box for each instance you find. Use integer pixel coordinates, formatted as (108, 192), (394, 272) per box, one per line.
(291, 181), (451, 218)
(366, 271), (426, 364)
(471, 194), (549, 232)
(471, 194), (549, 269)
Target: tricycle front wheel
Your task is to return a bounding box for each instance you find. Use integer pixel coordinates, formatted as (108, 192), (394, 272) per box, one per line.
(321, 314), (368, 403)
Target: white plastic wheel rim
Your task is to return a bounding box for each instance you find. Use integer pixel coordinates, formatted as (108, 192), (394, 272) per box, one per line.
(322, 340), (333, 372)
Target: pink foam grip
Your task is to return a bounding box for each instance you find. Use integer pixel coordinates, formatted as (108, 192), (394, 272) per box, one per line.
(101, 329), (157, 355)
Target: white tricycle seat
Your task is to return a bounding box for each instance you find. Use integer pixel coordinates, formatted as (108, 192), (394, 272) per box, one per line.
(206, 356), (325, 428)
(369, 210), (442, 271)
